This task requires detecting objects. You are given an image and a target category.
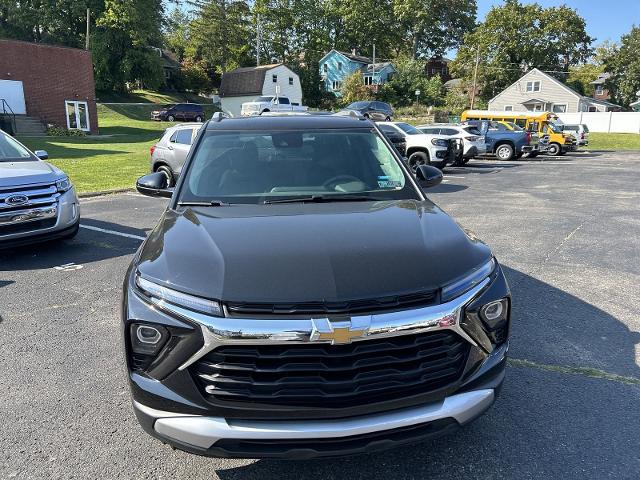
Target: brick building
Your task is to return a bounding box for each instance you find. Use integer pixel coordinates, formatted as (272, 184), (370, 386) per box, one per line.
(425, 56), (452, 83)
(0, 39), (98, 134)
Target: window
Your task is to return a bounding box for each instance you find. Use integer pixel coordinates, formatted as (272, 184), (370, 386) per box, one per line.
(533, 104), (543, 112)
(289, 77), (294, 86)
(364, 76), (373, 86)
(272, 74), (278, 83)
(504, 105), (513, 112)
(552, 104), (567, 113)
(277, 97), (290, 105)
(337, 62), (342, 71)
(431, 68), (436, 74)
(595, 85), (604, 95)
(171, 128), (194, 145)
(323, 64), (328, 73)
(526, 81), (541, 92)
(332, 80), (342, 90)
(65, 100), (90, 131)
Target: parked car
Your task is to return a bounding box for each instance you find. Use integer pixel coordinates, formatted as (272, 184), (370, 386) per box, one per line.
(127, 113), (511, 459)
(151, 104), (205, 123)
(240, 96), (308, 116)
(380, 128), (407, 156)
(343, 101), (394, 121)
(560, 123), (589, 146)
(150, 123), (202, 187)
(0, 129), (79, 247)
(417, 124), (486, 165)
(377, 121), (452, 170)
(464, 120), (539, 161)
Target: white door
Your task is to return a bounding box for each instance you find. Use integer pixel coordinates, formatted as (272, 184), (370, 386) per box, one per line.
(65, 101), (90, 131)
(0, 80), (27, 114)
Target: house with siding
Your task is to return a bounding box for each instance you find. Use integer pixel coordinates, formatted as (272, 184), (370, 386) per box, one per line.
(319, 49), (395, 96)
(219, 64), (302, 117)
(488, 68), (620, 113)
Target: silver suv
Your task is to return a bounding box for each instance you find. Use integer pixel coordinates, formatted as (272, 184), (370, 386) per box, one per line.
(0, 129), (80, 248)
(150, 123), (202, 186)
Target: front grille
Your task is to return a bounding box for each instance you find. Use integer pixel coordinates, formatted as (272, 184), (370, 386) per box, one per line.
(0, 183), (59, 214)
(0, 217), (56, 236)
(226, 290), (437, 316)
(191, 330), (469, 408)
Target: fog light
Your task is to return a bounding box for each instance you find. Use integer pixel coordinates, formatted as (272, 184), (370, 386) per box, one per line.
(480, 299), (508, 323)
(136, 325), (162, 344)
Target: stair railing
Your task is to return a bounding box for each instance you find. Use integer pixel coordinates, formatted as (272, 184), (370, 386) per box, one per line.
(0, 99), (17, 135)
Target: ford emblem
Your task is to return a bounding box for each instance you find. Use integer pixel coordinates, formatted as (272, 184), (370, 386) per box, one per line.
(5, 194), (29, 206)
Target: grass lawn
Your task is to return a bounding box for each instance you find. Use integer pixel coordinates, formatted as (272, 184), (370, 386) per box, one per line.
(18, 103), (217, 194)
(586, 133), (640, 151)
(96, 89), (212, 104)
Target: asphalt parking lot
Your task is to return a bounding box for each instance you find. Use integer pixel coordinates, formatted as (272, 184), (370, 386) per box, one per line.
(1, 150), (639, 479)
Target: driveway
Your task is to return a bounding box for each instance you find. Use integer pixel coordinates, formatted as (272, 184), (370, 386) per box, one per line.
(1, 151), (639, 479)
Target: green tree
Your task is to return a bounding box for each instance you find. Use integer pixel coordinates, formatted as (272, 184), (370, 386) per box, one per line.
(566, 63), (603, 96)
(604, 26), (640, 107)
(378, 56), (444, 106)
(164, 8), (192, 63)
(393, 0), (477, 58)
(340, 72), (375, 106)
(451, 0), (593, 102)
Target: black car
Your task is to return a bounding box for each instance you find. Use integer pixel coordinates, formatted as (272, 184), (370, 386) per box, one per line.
(151, 103), (205, 122)
(344, 100), (394, 121)
(125, 114), (511, 459)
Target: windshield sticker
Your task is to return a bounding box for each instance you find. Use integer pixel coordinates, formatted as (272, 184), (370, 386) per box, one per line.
(377, 176), (402, 188)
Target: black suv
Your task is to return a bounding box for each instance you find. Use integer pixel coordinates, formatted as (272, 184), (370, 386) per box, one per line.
(125, 114), (511, 459)
(151, 103), (205, 122)
(344, 101), (394, 121)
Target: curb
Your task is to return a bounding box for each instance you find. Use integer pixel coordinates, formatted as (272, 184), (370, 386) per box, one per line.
(78, 187), (136, 199)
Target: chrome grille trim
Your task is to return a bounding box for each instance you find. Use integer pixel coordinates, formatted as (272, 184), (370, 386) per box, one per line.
(0, 204), (58, 226)
(0, 184), (59, 212)
(172, 278), (490, 371)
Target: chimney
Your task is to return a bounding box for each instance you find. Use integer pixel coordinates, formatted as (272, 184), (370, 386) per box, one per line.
(351, 48), (357, 56)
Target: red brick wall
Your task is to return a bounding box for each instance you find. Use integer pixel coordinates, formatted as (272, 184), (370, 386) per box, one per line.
(0, 39), (98, 134)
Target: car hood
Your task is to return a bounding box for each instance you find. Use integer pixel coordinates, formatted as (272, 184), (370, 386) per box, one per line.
(0, 160), (62, 187)
(136, 200), (492, 304)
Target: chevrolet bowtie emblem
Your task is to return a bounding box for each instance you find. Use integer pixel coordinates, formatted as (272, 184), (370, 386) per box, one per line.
(310, 317), (370, 345)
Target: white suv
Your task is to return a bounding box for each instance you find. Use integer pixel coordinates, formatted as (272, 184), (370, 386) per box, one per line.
(417, 124), (486, 165)
(377, 122), (451, 171)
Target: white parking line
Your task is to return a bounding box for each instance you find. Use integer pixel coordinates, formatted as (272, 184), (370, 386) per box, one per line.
(80, 224), (146, 241)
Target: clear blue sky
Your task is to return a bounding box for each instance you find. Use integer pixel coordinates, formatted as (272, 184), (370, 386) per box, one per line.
(477, 0), (639, 45)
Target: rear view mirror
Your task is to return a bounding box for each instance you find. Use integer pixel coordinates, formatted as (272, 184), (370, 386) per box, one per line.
(136, 172), (173, 198)
(415, 165), (443, 188)
(34, 150), (49, 160)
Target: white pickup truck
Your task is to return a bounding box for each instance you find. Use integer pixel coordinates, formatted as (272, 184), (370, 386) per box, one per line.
(240, 96), (308, 116)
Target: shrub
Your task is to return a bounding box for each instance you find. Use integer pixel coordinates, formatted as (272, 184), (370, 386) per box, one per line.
(47, 125), (87, 137)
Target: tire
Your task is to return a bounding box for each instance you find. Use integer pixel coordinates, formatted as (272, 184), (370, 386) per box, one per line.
(167, 115), (175, 122)
(385, 116), (391, 121)
(155, 165), (176, 187)
(195, 115), (203, 122)
(547, 143), (561, 156)
(407, 151), (429, 173)
(363, 113), (370, 119)
(558, 150), (567, 156)
(260, 109), (270, 115)
(495, 143), (515, 161)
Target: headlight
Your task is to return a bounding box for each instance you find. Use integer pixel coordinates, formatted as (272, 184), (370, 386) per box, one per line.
(442, 258), (495, 302)
(431, 138), (449, 147)
(56, 176), (72, 192)
(135, 275), (222, 317)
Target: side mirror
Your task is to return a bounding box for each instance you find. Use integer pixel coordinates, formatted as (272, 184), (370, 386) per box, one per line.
(34, 150), (49, 160)
(136, 172), (173, 198)
(415, 165), (443, 188)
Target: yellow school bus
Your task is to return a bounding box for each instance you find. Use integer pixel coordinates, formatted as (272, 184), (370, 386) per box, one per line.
(461, 110), (576, 156)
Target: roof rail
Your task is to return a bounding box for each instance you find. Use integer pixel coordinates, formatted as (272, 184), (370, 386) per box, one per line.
(332, 109), (367, 120)
(211, 112), (228, 122)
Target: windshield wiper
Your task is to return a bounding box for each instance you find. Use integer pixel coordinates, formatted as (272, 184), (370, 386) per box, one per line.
(263, 195), (380, 205)
(178, 200), (230, 207)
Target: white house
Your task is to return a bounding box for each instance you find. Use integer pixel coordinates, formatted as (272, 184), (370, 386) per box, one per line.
(488, 68), (620, 113)
(219, 64), (303, 117)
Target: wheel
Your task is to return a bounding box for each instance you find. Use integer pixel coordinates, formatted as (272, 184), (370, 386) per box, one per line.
(155, 165), (176, 187)
(363, 113), (370, 119)
(260, 109), (270, 115)
(547, 143), (561, 156)
(385, 116), (391, 121)
(167, 115), (175, 122)
(195, 115), (203, 122)
(495, 143), (515, 161)
(407, 151), (429, 173)
(462, 157), (470, 164)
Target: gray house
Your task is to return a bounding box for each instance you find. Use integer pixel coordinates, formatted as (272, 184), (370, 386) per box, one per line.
(488, 68), (620, 113)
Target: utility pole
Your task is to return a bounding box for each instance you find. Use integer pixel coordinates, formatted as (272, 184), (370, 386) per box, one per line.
(372, 44), (376, 90)
(85, 8), (90, 50)
(470, 45), (480, 109)
(256, 14), (261, 66)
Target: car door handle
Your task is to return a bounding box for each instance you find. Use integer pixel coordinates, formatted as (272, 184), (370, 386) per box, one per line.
(168, 145), (174, 150)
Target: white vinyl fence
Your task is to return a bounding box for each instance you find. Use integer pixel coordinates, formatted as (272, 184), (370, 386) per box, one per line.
(557, 112), (640, 134)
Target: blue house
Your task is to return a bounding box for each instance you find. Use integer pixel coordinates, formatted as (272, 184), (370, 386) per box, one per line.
(319, 49), (395, 96)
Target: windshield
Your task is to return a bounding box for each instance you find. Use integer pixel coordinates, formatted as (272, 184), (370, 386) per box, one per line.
(396, 123), (422, 135)
(0, 133), (34, 162)
(178, 129), (416, 204)
(548, 122), (563, 133)
(347, 102), (370, 109)
(503, 122), (523, 131)
(256, 96), (274, 102)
